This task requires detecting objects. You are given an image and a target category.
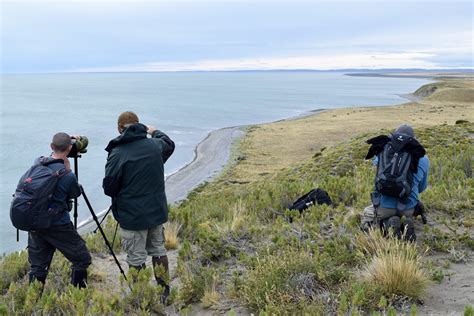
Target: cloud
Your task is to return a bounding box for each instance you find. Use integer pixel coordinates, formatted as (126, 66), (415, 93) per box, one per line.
(74, 52), (444, 72)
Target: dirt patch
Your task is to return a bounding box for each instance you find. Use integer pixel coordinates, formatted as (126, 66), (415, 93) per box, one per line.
(89, 249), (180, 293)
(418, 257), (474, 315)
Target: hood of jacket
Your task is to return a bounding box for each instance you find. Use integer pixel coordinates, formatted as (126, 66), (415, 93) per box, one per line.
(105, 123), (148, 152)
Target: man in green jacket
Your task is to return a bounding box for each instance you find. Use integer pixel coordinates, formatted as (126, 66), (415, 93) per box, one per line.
(103, 111), (175, 303)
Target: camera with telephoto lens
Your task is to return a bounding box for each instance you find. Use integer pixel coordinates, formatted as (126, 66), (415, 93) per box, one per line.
(68, 136), (89, 158)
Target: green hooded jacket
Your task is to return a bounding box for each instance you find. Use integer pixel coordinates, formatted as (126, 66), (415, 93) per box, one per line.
(103, 123), (175, 230)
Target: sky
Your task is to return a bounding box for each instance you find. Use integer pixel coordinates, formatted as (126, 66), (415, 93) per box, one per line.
(1, 0), (472, 73)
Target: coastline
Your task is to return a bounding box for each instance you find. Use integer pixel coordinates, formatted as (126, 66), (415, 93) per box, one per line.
(76, 72), (458, 233)
(77, 110), (326, 233)
(347, 71), (474, 80)
(165, 126), (245, 204)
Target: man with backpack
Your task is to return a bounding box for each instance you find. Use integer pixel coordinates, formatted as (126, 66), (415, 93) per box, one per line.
(103, 111), (175, 303)
(24, 132), (92, 287)
(364, 124), (430, 241)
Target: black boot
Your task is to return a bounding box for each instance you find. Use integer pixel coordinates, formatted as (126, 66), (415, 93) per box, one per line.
(71, 269), (88, 288)
(152, 256), (170, 305)
(128, 263), (146, 282)
(129, 263), (146, 271)
(383, 216), (402, 239)
(29, 273), (46, 285)
(403, 217), (416, 242)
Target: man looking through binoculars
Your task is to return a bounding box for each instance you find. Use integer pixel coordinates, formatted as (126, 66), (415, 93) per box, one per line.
(103, 111), (175, 304)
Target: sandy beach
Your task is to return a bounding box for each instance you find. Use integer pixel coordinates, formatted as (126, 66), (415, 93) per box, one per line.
(165, 127), (245, 203)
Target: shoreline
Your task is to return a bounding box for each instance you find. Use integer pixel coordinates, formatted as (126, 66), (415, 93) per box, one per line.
(76, 77), (433, 233)
(76, 109), (329, 233)
(347, 72), (474, 80)
(77, 110), (327, 233)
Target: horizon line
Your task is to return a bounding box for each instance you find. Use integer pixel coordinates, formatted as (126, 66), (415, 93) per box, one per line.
(2, 67), (474, 76)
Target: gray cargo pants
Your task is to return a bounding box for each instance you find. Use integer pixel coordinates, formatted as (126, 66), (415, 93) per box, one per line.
(121, 224), (166, 267)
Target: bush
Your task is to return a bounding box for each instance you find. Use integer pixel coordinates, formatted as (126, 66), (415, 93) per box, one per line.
(239, 248), (328, 314)
(0, 251), (29, 291)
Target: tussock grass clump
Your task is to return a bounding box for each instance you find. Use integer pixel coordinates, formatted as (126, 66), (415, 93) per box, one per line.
(201, 273), (221, 309)
(356, 230), (429, 300)
(164, 221), (182, 250)
(229, 199), (247, 233)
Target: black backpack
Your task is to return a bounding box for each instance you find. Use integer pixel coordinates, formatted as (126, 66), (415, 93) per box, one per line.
(10, 158), (69, 231)
(289, 188), (333, 214)
(374, 133), (414, 200)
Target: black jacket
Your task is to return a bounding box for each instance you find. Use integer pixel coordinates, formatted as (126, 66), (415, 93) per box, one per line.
(103, 123), (175, 230)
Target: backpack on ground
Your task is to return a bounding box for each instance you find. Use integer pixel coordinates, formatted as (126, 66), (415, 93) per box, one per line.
(289, 188), (333, 215)
(374, 133), (414, 201)
(10, 158), (69, 231)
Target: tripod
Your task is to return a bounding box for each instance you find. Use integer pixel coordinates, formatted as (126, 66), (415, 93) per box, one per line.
(79, 185), (127, 281)
(72, 156), (127, 281)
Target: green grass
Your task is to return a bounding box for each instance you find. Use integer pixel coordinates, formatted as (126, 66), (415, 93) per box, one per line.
(1, 121), (472, 314)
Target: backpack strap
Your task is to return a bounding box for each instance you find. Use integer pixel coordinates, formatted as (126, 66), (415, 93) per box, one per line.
(41, 158), (65, 166)
(40, 158), (71, 178)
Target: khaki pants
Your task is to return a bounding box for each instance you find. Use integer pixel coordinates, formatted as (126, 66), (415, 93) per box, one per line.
(376, 207), (414, 220)
(121, 224), (166, 266)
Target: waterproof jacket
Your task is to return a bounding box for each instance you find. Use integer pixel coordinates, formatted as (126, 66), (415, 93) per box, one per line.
(103, 123), (175, 230)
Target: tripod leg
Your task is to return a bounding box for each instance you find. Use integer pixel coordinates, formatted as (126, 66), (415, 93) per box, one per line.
(93, 206), (112, 234)
(79, 185), (128, 282)
(111, 221), (119, 250)
(74, 156), (79, 229)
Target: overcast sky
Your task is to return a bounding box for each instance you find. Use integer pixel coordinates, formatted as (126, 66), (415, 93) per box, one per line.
(1, 0), (472, 73)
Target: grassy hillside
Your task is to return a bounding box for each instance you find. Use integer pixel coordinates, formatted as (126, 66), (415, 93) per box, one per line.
(1, 77), (473, 315)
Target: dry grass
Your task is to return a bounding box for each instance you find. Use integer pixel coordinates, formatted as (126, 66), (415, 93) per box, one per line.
(226, 77), (474, 183)
(230, 199), (246, 232)
(355, 230), (430, 300)
(201, 275), (221, 309)
(213, 200), (247, 234)
(164, 221), (182, 250)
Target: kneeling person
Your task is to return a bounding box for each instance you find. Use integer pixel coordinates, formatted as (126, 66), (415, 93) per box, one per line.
(365, 124), (430, 241)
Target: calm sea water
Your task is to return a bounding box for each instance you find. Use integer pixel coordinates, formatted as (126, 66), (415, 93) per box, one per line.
(0, 72), (431, 253)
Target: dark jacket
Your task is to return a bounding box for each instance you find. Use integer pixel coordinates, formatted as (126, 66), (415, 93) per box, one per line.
(103, 123), (175, 230)
(34, 157), (81, 226)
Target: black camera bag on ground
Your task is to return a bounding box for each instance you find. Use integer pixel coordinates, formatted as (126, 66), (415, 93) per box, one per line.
(10, 158), (69, 231)
(289, 188), (333, 214)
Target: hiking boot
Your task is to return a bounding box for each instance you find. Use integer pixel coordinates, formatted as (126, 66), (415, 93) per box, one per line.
(383, 216), (402, 239)
(29, 273), (46, 285)
(71, 269), (88, 288)
(403, 217), (416, 242)
(129, 263), (146, 271)
(128, 263), (146, 282)
(152, 256), (170, 305)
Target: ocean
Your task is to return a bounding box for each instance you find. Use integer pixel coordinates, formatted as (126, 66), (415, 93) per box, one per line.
(0, 71), (431, 254)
